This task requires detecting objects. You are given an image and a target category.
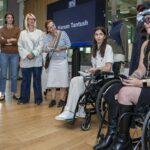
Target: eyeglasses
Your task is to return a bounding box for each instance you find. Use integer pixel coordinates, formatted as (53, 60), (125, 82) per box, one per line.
(27, 18), (35, 21)
(47, 24), (55, 30)
(144, 17), (150, 24)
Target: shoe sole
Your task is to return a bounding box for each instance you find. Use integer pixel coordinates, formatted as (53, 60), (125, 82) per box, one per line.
(55, 117), (74, 121)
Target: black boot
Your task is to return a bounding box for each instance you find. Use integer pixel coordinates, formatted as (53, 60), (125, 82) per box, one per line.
(94, 99), (119, 150)
(109, 104), (133, 150)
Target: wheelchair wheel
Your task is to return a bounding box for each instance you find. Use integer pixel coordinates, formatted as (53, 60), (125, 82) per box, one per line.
(78, 94), (92, 131)
(96, 79), (121, 124)
(142, 110), (150, 150)
(81, 113), (91, 131)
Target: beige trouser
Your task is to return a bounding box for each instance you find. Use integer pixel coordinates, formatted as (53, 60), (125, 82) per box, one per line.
(64, 76), (85, 113)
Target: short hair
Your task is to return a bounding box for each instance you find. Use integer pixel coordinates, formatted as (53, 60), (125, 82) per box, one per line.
(4, 12), (15, 24)
(24, 13), (37, 31)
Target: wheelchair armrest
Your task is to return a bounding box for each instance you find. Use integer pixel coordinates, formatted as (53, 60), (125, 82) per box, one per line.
(94, 70), (114, 80)
(101, 71), (114, 76)
(83, 75), (95, 82)
(95, 70), (114, 75)
(83, 71), (115, 82)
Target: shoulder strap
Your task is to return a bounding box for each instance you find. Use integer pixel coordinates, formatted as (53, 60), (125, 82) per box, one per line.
(54, 31), (62, 49)
(49, 31), (62, 58)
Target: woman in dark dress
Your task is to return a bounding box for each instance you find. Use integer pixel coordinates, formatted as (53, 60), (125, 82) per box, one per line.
(94, 11), (150, 150)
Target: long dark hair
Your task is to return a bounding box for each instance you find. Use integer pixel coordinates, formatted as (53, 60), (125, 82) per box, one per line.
(92, 26), (107, 57)
(4, 12), (14, 24)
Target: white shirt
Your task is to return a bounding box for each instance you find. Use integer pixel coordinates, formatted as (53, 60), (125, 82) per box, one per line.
(18, 29), (44, 68)
(91, 44), (113, 68)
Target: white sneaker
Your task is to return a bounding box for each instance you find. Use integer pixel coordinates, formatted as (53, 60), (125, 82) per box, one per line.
(76, 106), (86, 118)
(55, 111), (74, 120)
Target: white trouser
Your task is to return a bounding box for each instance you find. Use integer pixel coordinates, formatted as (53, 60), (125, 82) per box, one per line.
(64, 76), (86, 113)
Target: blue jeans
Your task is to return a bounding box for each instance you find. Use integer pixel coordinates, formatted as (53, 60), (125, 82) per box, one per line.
(20, 67), (43, 104)
(0, 53), (19, 94)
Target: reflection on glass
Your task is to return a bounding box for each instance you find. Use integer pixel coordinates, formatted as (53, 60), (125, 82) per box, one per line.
(80, 47), (83, 51)
(0, 0), (7, 27)
(85, 47), (91, 54)
(67, 48), (73, 62)
(67, 47), (92, 66)
(80, 47), (92, 66)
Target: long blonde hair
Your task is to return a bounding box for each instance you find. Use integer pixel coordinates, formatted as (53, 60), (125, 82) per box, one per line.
(24, 13), (37, 31)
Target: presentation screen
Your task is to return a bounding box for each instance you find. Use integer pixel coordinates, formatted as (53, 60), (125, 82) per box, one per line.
(53, 1), (95, 46)
(47, 0), (106, 46)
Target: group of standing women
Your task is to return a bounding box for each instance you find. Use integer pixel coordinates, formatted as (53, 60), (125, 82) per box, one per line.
(0, 12), (71, 106)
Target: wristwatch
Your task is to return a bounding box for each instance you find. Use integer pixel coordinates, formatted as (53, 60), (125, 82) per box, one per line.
(142, 79), (147, 87)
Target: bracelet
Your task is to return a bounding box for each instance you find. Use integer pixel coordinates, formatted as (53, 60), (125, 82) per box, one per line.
(142, 79), (147, 87)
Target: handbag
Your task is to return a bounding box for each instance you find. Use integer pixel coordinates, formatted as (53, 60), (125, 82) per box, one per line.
(44, 51), (53, 69)
(44, 31), (62, 69)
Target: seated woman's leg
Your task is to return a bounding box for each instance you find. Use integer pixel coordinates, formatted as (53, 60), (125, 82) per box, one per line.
(109, 86), (141, 150)
(94, 83), (122, 150)
(55, 76), (85, 120)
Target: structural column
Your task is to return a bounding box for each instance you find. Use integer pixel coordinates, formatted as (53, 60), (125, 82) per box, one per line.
(111, 0), (117, 17)
(17, 0), (24, 29)
(137, 0), (143, 5)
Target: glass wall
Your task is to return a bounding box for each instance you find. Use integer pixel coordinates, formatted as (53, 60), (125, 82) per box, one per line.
(0, 0), (7, 27)
(107, 0), (138, 61)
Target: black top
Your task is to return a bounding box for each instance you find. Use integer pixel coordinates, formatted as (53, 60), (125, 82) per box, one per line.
(143, 40), (150, 77)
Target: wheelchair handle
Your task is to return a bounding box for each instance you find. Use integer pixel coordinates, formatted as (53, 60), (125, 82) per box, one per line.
(83, 71), (115, 82)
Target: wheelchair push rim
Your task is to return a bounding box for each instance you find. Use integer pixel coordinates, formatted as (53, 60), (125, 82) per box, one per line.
(142, 110), (150, 150)
(96, 79), (121, 124)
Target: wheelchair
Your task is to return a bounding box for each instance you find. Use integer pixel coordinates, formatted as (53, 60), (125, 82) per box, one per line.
(95, 78), (122, 143)
(94, 78), (150, 150)
(118, 106), (150, 150)
(141, 109), (150, 150)
(64, 70), (121, 131)
(60, 61), (125, 131)
(75, 71), (118, 131)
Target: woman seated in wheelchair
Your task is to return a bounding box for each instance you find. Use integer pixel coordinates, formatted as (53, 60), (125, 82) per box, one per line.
(94, 11), (150, 150)
(55, 26), (113, 120)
